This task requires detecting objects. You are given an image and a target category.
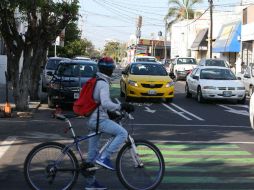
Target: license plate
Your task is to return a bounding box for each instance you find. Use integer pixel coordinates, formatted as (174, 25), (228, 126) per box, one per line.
(74, 93), (79, 99)
(148, 90), (157, 95)
(223, 91), (232, 97)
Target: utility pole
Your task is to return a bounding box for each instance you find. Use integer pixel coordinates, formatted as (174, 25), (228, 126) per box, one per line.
(208, 0), (213, 58)
(135, 16), (142, 60)
(164, 21), (168, 60)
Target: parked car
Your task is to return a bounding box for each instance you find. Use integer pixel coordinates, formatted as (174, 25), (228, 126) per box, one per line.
(41, 57), (70, 92)
(198, 58), (229, 67)
(120, 62), (174, 102)
(134, 56), (157, 63)
(238, 63), (254, 96)
(249, 92), (254, 129)
(185, 66), (246, 103)
(169, 57), (197, 81)
(47, 60), (97, 108)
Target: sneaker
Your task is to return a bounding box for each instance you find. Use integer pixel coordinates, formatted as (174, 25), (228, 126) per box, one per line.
(85, 180), (107, 190)
(95, 157), (115, 170)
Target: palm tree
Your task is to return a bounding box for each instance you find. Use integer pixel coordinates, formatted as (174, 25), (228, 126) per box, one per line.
(165, 0), (203, 29)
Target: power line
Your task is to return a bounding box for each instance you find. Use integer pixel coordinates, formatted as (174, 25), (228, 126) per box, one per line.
(98, 0), (164, 23)
(92, 0), (136, 24)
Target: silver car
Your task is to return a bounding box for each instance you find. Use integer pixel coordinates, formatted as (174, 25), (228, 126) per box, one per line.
(41, 57), (70, 92)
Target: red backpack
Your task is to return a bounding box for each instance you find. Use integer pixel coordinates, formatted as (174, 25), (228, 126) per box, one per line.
(73, 77), (105, 116)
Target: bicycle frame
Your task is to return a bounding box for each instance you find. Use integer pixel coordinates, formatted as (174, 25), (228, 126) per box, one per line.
(53, 114), (142, 169)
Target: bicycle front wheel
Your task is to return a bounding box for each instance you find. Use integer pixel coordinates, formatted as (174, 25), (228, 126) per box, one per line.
(116, 139), (165, 190)
(24, 142), (79, 190)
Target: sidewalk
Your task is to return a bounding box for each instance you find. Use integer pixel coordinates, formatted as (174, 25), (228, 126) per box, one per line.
(0, 83), (41, 117)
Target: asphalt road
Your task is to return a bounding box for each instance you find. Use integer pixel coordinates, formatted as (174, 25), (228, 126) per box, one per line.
(1, 80), (254, 190)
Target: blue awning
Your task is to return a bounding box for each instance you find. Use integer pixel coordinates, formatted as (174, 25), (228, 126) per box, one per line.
(213, 21), (241, 53)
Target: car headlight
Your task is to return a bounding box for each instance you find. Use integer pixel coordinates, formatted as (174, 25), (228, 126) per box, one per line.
(166, 81), (174, 87)
(203, 86), (216, 90)
(237, 87), (245, 90)
(128, 80), (138, 87)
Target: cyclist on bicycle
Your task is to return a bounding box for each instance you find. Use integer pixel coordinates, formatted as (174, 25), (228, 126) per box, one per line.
(85, 56), (134, 190)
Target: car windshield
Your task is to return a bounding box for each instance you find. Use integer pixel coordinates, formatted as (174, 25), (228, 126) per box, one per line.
(56, 64), (97, 77)
(177, 58), (196, 65)
(205, 60), (227, 67)
(136, 58), (157, 62)
(130, 64), (168, 76)
(46, 59), (66, 70)
(200, 68), (236, 80)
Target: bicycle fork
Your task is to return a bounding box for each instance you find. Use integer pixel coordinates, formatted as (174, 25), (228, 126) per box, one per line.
(128, 135), (144, 168)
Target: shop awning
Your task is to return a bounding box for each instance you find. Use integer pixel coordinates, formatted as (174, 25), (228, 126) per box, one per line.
(191, 28), (208, 51)
(213, 21), (241, 53)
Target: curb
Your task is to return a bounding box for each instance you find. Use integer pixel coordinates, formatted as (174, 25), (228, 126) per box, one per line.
(0, 101), (41, 118)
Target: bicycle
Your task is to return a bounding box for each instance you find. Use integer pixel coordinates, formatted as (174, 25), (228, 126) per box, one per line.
(24, 111), (165, 190)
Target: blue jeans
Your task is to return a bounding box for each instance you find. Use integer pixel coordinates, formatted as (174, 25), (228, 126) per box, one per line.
(85, 118), (128, 186)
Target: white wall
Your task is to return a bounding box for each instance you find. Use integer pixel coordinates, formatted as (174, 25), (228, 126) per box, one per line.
(0, 55), (7, 84)
(171, 11), (241, 59)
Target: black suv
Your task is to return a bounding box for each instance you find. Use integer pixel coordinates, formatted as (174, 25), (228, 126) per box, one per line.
(47, 60), (97, 108)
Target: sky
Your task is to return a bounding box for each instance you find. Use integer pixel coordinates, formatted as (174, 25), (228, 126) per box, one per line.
(79, 0), (248, 49)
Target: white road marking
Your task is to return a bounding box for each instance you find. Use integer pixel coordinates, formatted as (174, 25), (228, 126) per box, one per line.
(171, 103), (205, 121)
(218, 104), (249, 116)
(227, 104), (249, 109)
(151, 140), (254, 144)
(162, 103), (192, 120)
(129, 123), (250, 129)
(0, 136), (17, 159)
(115, 98), (134, 119)
(144, 107), (156, 113)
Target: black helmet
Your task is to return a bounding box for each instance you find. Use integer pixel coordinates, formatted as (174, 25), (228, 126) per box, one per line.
(98, 57), (116, 76)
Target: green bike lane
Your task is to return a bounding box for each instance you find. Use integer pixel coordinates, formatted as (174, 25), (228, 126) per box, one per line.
(154, 143), (254, 190)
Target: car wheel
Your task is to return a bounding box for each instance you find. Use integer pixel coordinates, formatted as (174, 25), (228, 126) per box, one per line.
(48, 96), (55, 108)
(197, 87), (204, 103)
(185, 83), (192, 98)
(120, 82), (124, 97)
(238, 95), (246, 104)
(249, 86), (254, 96)
(124, 86), (130, 102)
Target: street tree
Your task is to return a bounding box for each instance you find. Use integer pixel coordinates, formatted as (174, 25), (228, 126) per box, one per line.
(165, 0), (202, 28)
(48, 21), (81, 57)
(103, 41), (121, 62)
(0, 0), (79, 110)
(64, 38), (94, 58)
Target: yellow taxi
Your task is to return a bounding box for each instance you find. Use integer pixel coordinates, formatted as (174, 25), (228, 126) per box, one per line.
(120, 62), (174, 102)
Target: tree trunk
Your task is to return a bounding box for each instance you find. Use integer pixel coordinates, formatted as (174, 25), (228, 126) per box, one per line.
(29, 43), (48, 100)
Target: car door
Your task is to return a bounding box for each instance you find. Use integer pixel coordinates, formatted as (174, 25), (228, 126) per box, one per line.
(120, 65), (130, 92)
(188, 68), (198, 93)
(243, 67), (251, 91)
(191, 68), (201, 95)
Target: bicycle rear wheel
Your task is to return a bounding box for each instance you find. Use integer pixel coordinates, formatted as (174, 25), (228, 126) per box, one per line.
(116, 139), (165, 190)
(24, 142), (79, 190)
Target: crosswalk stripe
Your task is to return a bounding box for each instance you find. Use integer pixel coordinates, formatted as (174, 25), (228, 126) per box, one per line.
(162, 176), (254, 183)
(156, 144), (239, 149)
(0, 136), (17, 159)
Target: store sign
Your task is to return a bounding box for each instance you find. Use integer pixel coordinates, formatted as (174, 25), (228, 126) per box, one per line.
(138, 39), (164, 46)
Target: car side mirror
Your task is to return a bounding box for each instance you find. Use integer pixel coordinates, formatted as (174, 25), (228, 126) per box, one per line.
(237, 77), (242, 80)
(47, 71), (53, 76)
(193, 76), (199, 80)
